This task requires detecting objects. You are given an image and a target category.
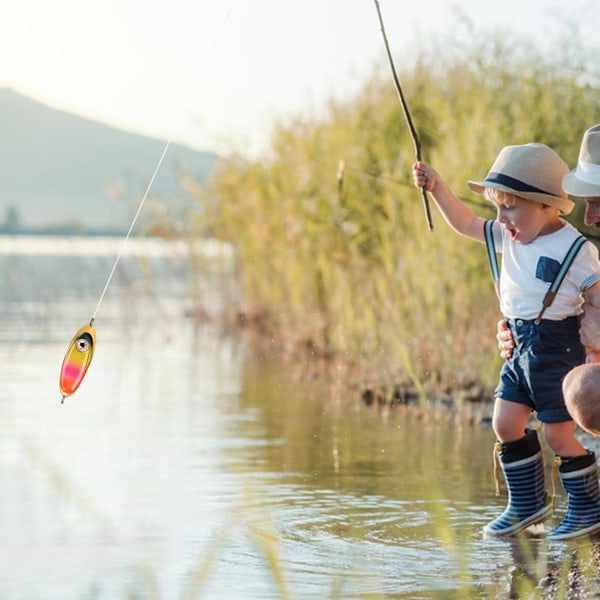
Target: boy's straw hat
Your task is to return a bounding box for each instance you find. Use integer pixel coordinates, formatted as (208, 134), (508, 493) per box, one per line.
(563, 363), (600, 436)
(562, 124), (600, 197)
(467, 143), (574, 214)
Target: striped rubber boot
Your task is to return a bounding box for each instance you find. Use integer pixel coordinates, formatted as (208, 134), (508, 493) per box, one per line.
(484, 429), (552, 536)
(549, 451), (600, 541)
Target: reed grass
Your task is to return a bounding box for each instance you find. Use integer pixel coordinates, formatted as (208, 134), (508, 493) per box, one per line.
(191, 31), (600, 403)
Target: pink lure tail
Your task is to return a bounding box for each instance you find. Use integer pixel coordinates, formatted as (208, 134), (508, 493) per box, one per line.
(59, 323), (96, 402)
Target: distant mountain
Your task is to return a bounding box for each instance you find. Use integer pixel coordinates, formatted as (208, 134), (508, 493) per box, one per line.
(0, 88), (218, 234)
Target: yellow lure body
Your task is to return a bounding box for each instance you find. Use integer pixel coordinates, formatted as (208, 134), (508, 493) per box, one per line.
(59, 323), (96, 402)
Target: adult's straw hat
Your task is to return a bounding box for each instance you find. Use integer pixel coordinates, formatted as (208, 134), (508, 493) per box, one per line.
(468, 143), (574, 214)
(562, 124), (600, 197)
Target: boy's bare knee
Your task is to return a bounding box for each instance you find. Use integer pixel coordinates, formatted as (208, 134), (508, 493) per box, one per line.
(493, 417), (525, 442)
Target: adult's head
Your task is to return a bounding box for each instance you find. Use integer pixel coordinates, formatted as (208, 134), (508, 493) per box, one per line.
(562, 124), (600, 227)
(563, 363), (600, 436)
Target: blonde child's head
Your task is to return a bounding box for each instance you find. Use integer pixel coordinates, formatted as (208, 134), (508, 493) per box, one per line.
(467, 143), (573, 215)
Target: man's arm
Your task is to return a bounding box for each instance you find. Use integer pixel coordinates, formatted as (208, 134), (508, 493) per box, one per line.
(581, 281), (600, 363)
(580, 302), (600, 363)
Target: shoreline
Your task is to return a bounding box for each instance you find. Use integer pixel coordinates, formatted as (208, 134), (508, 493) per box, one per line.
(228, 309), (600, 453)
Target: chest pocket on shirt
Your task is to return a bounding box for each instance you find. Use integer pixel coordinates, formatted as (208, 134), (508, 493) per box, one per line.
(536, 256), (561, 283)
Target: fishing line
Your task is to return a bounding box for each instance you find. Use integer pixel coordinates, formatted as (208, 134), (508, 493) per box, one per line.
(59, 2), (236, 402)
(340, 163), (500, 219)
(343, 165), (408, 186)
(59, 141), (170, 403)
(90, 140), (171, 325)
(90, 2), (234, 325)
(90, 0), (235, 326)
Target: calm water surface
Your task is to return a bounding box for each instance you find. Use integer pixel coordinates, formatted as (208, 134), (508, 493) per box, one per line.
(1, 237), (599, 599)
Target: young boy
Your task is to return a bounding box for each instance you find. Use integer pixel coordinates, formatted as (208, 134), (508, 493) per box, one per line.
(498, 124), (600, 361)
(412, 143), (600, 539)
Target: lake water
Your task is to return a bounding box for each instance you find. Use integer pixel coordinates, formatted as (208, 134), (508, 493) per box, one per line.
(1, 236), (600, 599)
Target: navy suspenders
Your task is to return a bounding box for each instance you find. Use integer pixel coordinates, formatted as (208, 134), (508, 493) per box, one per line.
(483, 219), (588, 324)
(484, 219), (501, 301)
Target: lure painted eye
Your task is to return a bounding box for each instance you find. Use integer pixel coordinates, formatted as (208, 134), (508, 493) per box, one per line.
(59, 324), (96, 403)
(76, 338), (90, 352)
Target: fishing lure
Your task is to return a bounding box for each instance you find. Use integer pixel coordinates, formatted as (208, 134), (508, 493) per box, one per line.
(59, 323), (96, 403)
(58, 141), (170, 403)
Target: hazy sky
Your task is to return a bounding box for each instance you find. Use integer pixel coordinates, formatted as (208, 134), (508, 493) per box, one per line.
(1, 0), (599, 156)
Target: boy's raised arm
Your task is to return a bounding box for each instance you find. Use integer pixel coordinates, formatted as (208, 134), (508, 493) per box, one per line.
(412, 161), (485, 242)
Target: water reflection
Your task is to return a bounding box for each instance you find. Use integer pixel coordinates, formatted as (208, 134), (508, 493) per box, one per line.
(1, 238), (600, 598)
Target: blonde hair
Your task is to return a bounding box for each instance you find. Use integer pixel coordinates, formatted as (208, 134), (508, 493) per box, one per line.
(483, 188), (557, 213)
(483, 188), (523, 207)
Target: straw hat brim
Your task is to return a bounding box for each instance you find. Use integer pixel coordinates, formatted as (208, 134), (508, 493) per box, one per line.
(467, 179), (574, 215)
(562, 170), (600, 197)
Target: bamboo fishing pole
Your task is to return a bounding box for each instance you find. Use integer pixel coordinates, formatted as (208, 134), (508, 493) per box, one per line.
(372, 0), (434, 232)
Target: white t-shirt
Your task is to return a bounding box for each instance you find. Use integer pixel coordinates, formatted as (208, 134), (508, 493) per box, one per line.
(489, 220), (600, 320)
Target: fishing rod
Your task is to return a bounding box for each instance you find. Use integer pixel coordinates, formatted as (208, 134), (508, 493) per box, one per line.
(372, 0), (434, 232)
(58, 141), (171, 403)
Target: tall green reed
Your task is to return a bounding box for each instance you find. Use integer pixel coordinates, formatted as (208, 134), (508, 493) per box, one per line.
(192, 30), (600, 400)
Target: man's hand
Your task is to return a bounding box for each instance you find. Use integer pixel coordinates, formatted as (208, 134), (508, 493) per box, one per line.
(497, 318), (514, 359)
(586, 351), (600, 363)
(580, 303), (600, 360)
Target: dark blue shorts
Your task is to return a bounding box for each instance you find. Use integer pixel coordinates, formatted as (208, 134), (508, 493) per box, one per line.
(494, 316), (585, 423)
